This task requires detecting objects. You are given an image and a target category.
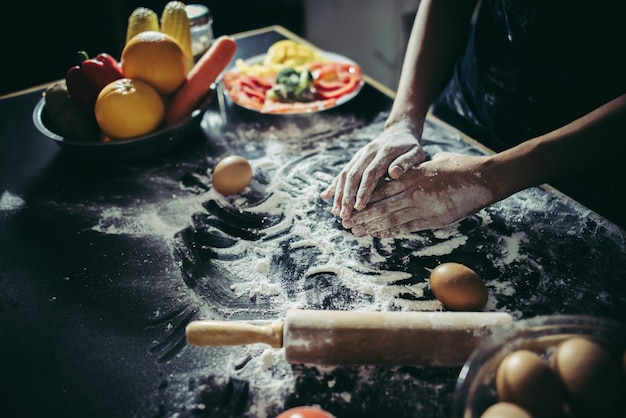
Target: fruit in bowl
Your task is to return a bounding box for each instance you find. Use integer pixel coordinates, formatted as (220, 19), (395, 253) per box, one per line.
(94, 78), (165, 140)
(41, 80), (101, 142)
(37, 1), (237, 147)
(121, 30), (187, 96)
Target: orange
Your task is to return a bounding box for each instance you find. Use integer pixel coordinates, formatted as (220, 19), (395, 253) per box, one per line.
(95, 78), (165, 139)
(121, 30), (186, 95)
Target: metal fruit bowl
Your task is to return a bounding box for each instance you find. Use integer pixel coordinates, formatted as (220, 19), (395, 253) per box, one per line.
(33, 87), (216, 162)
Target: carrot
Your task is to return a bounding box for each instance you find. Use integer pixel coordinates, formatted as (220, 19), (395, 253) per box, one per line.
(165, 35), (237, 126)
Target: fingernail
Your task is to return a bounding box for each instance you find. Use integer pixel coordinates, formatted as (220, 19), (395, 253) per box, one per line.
(343, 218), (353, 227)
(390, 166), (403, 179)
(352, 226), (364, 236)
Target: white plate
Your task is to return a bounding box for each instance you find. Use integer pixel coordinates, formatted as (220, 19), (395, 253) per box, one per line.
(223, 51), (364, 115)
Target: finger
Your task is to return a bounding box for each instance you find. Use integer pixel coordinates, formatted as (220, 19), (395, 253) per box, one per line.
(329, 148), (369, 216)
(388, 146), (426, 179)
(332, 170), (349, 215)
(326, 154), (360, 214)
(338, 149), (376, 218)
(430, 151), (452, 161)
(353, 162), (390, 211)
(320, 176), (338, 200)
(339, 166), (363, 218)
(346, 206), (404, 237)
(351, 208), (440, 238)
(368, 177), (410, 204)
(343, 192), (408, 232)
(372, 218), (438, 238)
(354, 147), (406, 210)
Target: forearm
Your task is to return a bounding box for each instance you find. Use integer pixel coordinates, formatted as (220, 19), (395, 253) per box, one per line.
(484, 94), (626, 201)
(386, 0), (478, 134)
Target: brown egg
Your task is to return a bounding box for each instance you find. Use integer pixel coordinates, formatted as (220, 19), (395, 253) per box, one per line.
(551, 337), (621, 418)
(429, 262), (488, 311)
(211, 155), (253, 195)
(496, 349), (566, 418)
(481, 402), (533, 418)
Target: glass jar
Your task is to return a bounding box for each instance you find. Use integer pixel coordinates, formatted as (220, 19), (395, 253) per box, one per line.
(451, 315), (626, 418)
(185, 4), (214, 60)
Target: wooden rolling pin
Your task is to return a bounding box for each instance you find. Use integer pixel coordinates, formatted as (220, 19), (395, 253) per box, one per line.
(186, 309), (513, 366)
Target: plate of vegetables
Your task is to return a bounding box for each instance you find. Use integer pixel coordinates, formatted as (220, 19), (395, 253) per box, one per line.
(222, 40), (364, 115)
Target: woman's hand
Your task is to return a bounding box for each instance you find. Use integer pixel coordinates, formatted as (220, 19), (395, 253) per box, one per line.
(341, 152), (496, 237)
(320, 119), (427, 219)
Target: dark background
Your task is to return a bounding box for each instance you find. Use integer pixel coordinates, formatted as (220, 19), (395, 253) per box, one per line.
(1, 0), (304, 97)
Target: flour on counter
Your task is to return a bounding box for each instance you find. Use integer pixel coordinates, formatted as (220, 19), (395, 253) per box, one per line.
(0, 190), (25, 212)
(91, 188), (207, 238)
(170, 115), (541, 318)
(184, 150), (494, 313)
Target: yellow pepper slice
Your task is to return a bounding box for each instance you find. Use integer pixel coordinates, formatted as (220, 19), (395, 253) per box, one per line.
(236, 40), (327, 77)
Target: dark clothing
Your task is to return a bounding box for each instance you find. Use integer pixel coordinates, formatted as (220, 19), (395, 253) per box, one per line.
(432, 0), (626, 229)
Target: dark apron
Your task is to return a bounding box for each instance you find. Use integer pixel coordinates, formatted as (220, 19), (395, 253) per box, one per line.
(432, 0), (626, 229)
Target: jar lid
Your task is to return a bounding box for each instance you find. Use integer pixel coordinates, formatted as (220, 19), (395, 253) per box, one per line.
(185, 4), (212, 25)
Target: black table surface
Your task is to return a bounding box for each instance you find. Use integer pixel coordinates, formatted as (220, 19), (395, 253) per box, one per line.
(1, 26), (625, 418)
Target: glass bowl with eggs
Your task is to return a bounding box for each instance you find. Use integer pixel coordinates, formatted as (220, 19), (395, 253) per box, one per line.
(451, 314), (626, 418)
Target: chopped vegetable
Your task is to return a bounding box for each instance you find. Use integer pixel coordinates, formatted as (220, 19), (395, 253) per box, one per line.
(266, 67), (315, 102)
(310, 62), (362, 100)
(235, 40), (326, 77)
(222, 72), (272, 110)
(263, 39), (324, 68)
(222, 40), (363, 114)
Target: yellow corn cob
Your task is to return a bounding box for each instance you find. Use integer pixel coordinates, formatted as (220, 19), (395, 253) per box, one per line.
(125, 7), (160, 44)
(160, 1), (194, 73)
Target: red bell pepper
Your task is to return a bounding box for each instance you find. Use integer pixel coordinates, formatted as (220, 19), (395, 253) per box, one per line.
(311, 62), (362, 100)
(65, 51), (124, 109)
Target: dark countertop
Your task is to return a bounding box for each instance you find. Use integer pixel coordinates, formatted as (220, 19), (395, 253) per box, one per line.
(1, 26), (625, 418)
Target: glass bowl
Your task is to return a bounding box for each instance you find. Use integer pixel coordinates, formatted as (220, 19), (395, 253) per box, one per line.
(32, 86), (216, 162)
(451, 314), (626, 418)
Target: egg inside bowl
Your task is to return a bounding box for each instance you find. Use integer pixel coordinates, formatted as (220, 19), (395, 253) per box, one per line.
(32, 85), (216, 162)
(451, 315), (626, 418)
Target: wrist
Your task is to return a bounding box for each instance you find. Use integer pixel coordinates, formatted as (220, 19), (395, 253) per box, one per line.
(477, 154), (513, 204)
(480, 139), (545, 203)
(384, 115), (425, 140)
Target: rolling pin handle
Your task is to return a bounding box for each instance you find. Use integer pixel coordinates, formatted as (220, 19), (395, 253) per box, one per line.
(185, 319), (284, 348)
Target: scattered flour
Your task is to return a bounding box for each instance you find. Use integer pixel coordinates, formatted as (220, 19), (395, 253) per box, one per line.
(91, 192), (207, 238)
(82, 116), (527, 317)
(0, 190), (25, 212)
(499, 231), (527, 265)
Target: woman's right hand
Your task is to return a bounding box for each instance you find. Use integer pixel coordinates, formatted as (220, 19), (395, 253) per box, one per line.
(320, 119), (427, 219)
